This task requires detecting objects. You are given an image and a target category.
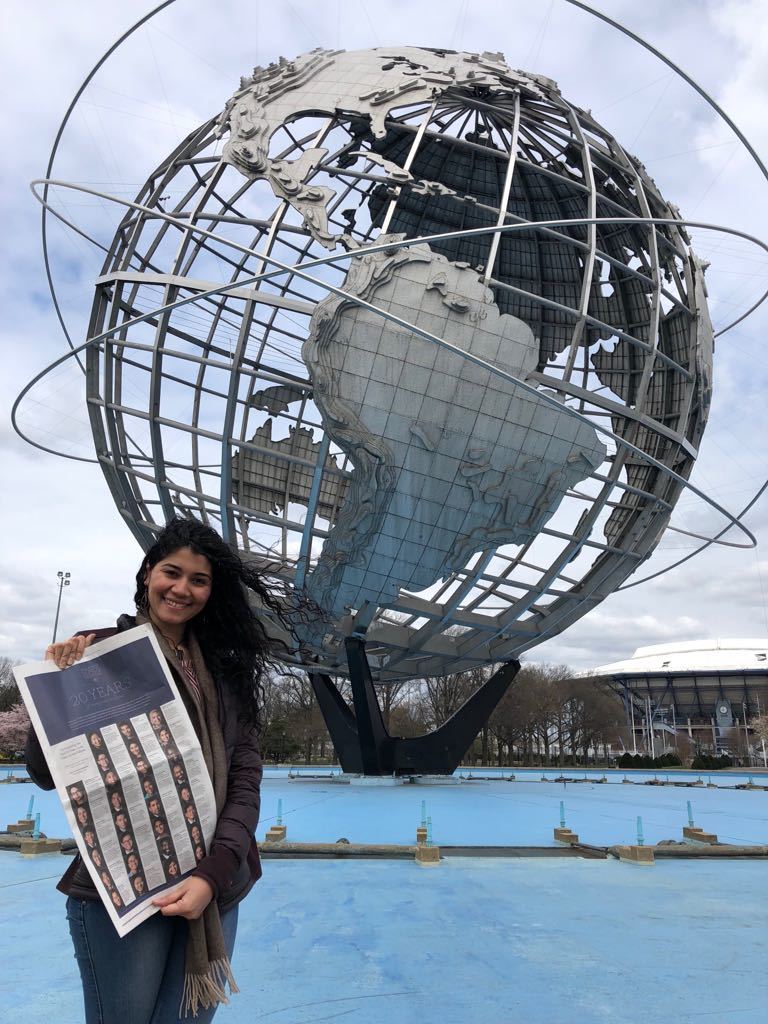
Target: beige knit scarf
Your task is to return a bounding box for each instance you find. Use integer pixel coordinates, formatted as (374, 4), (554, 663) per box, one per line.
(150, 622), (240, 1018)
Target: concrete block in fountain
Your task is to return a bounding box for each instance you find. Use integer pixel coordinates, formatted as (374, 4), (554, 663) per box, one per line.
(617, 845), (655, 865)
(7, 819), (35, 833)
(554, 827), (579, 845)
(415, 845), (441, 866)
(19, 838), (62, 855)
(683, 826), (718, 844)
(265, 825), (287, 842)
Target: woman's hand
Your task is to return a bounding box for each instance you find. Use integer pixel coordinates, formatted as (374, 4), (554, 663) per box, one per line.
(152, 876), (214, 920)
(44, 634), (95, 669)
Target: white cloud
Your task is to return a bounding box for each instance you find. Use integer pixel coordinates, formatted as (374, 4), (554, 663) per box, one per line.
(695, 0), (768, 162)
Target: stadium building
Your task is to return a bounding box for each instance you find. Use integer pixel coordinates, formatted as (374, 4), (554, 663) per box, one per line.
(590, 639), (768, 760)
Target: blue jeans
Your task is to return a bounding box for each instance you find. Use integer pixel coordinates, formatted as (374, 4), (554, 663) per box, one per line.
(66, 897), (239, 1024)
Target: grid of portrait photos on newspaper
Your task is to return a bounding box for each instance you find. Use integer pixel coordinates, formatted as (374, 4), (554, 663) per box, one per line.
(67, 710), (206, 916)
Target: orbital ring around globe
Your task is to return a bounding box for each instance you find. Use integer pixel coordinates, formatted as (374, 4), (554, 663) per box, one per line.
(19, 176), (760, 562)
(19, 35), (768, 676)
(13, 204), (761, 658)
(27, 1), (768, 578)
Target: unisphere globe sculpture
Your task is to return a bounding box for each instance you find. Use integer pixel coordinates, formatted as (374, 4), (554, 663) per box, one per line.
(85, 47), (714, 683)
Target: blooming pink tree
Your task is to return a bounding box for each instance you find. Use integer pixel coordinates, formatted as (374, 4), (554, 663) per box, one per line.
(0, 703), (30, 757)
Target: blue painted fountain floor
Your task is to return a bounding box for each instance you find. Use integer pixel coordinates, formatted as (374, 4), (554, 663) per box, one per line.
(1, 852), (766, 1024)
(3, 772), (767, 1022)
(4, 769), (767, 848)
(256, 775), (768, 847)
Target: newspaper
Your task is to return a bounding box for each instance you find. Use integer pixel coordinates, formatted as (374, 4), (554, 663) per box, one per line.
(14, 624), (217, 937)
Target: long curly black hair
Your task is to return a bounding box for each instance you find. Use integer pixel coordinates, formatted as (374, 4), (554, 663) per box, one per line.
(134, 518), (282, 730)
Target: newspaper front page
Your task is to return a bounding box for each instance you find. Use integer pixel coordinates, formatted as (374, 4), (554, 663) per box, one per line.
(14, 624), (217, 937)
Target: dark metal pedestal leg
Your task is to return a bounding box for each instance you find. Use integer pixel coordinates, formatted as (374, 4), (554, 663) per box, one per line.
(308, 639), (519, 776)
(308, 671), (364, 774)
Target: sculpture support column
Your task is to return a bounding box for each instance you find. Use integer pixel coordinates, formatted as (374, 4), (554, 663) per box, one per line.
(345, 637), (392, 774)
(309, 672), (363, 775)
(308, 639), (519, 776)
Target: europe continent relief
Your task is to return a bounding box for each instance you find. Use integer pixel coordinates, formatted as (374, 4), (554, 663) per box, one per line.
(302, 240), (606, 620)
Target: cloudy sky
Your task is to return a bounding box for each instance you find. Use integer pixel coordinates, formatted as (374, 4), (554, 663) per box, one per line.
(1, 0), (767, 671)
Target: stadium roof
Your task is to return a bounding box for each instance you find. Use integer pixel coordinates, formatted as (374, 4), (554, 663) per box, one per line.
(590, 639), (768, 677)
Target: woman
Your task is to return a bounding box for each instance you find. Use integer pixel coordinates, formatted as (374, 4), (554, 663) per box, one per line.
(26, 517), (279, 1023)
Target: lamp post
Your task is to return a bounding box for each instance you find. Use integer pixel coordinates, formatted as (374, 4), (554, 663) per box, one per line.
(630, 698), (638, 754)
(646, 696), (655, 758)
(742, 701), (752, 767)
(52, 570), (71, 643)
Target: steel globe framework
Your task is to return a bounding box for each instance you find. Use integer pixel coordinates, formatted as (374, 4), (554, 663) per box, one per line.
(82, 47), (716, 682)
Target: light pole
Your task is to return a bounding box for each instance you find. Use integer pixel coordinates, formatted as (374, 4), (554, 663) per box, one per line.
(646, 696), (655, 759)
(52, 570), (71, 643)
(742, 701), (752, 767)
(630, 698), (638, 754)
(671, 703), (679, 756)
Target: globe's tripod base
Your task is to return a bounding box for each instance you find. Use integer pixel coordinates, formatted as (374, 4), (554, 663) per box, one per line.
(308, 638), (520, 776)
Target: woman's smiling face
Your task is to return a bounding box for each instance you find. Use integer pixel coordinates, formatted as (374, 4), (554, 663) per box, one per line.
(144, 546), (212, 642)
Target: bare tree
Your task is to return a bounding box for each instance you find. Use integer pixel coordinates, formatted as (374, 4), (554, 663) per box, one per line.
(386, 680), (430, 738)
(486, 664), (563, 765)
(559, 677), (627, 764)
(675, 731), (694, 766)
(377, 680), (410, 731)
(259, 671), (284, 739)
(255, 658), (632, 768)
(279, 672), (332, 763)
(751, 714), (768, 743)
(486, 664), (628, 766)
(721, 726), (752, 765)
(420, 666), (488, 732)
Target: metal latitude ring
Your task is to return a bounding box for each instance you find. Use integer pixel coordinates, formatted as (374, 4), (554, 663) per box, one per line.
(15, 179), (761, 568)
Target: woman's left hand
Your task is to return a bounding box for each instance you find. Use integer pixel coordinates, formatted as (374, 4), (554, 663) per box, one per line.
(152, 876), (213, 920)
